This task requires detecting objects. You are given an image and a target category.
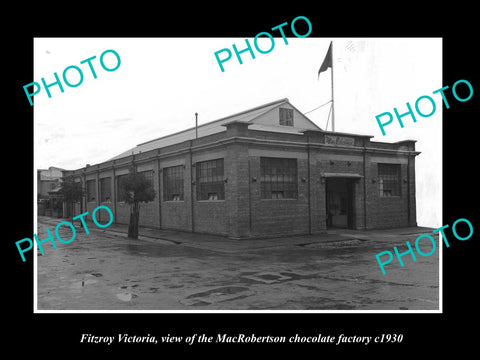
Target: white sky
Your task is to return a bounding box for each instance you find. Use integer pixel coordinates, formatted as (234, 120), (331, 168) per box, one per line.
(34, 37), (442, 227)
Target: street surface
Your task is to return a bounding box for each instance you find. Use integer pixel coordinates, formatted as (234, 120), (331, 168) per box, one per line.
(36, 216), (439, 311)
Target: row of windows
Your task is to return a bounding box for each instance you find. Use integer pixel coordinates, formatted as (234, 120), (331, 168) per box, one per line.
(83, 160), (402, 202)
(87, 171), (154, 203)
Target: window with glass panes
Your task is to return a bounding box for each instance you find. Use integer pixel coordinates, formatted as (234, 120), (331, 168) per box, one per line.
(99, 177), (111, 202)
(260, 157), (298, 199)
(378, 163), (401, 197)
(279, 107), (294, 126)
(116, 174), (128, 202)
(138, 170), (154, 187)
(86, 180), (96, 202)
(163, 165), (184, 201)
(196, 158), (224, 200)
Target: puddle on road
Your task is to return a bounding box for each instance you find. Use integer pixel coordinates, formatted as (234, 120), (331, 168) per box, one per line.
(240, 270), (319, 285)
(241, 272), (292, 284)
(70, 274), (99, 292)
(116, 292), (138, 302)
(279, 271), (318, 280)
(120, 284), (139, 289)
(298, 239), (366, 249)
(281, 296), (357, 310)
(181, 286), (255, 306)
(116, 283), (139, 302)
(71, 279), (98, 287)
(121, 243), (216, 258)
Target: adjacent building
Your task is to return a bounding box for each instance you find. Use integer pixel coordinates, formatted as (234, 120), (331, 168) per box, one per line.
(37, 166), (65, 217)
(62, 98), (419, 238)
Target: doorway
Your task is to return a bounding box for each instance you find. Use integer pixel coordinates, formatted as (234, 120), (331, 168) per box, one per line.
(325, 178), (355, 229)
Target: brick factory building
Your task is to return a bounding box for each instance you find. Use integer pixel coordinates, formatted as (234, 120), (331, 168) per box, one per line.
(62, 98), (419, 239)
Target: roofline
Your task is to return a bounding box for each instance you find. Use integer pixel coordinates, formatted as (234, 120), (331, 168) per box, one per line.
(38, 166), (66, 171)
(136, 98), (289, 147)
(301, 129), (373, 138)
(283, 102), (323, 131)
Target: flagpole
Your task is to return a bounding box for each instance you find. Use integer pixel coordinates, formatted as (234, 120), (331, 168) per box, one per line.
(331, 42), (335, 132)
(317, 41), (335, 131)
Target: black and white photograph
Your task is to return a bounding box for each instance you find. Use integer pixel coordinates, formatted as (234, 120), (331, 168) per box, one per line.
(33, 37), (442, 312)
(6, 6), (478, 355)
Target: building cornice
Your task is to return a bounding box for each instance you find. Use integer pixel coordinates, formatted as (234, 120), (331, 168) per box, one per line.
(65, 134), (419, 177)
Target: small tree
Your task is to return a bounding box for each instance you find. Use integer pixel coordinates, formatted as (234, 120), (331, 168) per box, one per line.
(120, 171), (156, 239)
(59, 178), (84, 220)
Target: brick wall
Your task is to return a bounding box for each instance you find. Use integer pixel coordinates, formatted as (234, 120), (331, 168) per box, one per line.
(249, 156), (310, 237)
(193, 201), (227, 235)
(190, 148), (228, 235)
(86, 201), (97, 221)
(250, 199), (309, 236)
(366, 160), (410, 229)
(159, 154), (191, 231)
(161, 202), (189, 230)
(407, 156), (417, 227)
(308, 155), (327, 233)
(114, 202), (157, 227)
(95, 202), (114, 225)
(225, 141), (250, 238)
(116, 203), (130, 224)
(138, 201), (157, 227)
(63, 127), (418, 237)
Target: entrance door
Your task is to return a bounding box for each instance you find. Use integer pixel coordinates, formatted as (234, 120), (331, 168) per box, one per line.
(325, 178), (355, 229)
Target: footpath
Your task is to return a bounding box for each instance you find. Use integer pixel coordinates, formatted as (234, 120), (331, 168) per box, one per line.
(37, 216), (433, 254)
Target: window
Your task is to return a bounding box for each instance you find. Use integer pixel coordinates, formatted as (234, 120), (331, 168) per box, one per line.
(260, 157), (298, 199)
(279, 107), (294, 126)
(138, 170), (154, 187)
(378, 163), (401, 197)
(163, 165), (184, 201)
(86, 180), (96, 202)
(196, 158), (225, 200)
(116, 174), (128, 202)
(100, 177), (111, 202)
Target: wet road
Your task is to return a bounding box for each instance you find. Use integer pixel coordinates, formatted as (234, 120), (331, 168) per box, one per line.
(36, 218), (439, 311)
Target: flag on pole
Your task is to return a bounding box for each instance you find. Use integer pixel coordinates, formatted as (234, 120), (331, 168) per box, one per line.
(318, 41), (333, 78)
(317, 41), (335, 131)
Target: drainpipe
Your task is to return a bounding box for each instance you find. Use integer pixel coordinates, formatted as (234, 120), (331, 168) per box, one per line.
(363, 138), (368, 230)
(158, 154), (162, 229)
(407, 154), (411, 226)
(193, 113), (198, 232)
(307, 136), (312, 234)
(113, 161), (117, 224)
(189, 140), (195, 233)
(81, 170), (86, 215)
(96, 167), (100, 219)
